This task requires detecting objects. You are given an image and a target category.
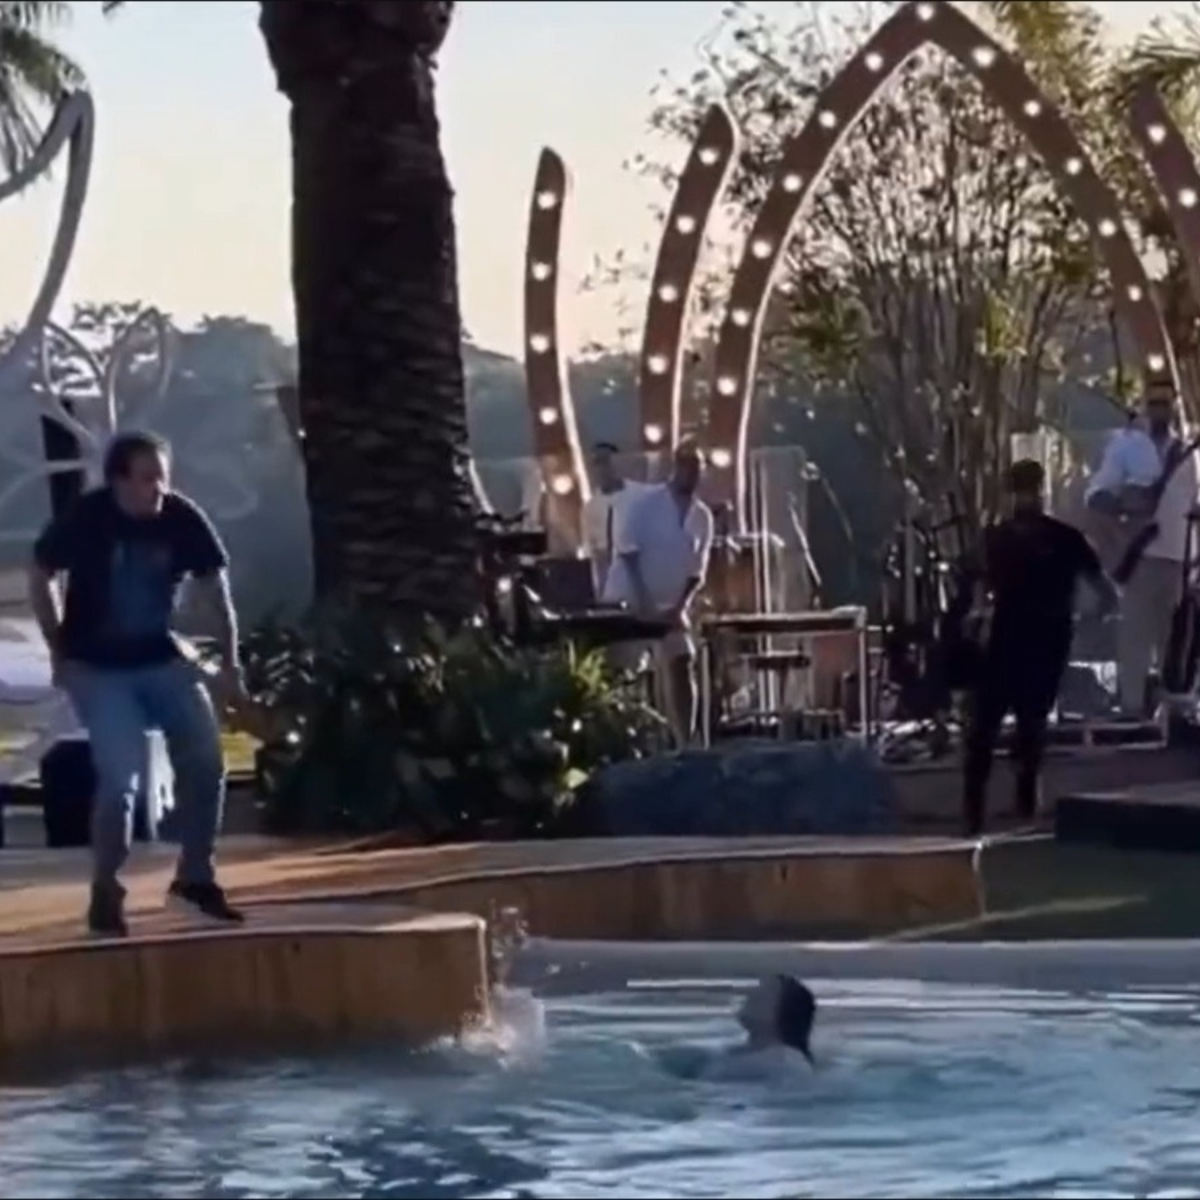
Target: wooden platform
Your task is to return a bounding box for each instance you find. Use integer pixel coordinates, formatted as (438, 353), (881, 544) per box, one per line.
(1056, 781), (1200, 853)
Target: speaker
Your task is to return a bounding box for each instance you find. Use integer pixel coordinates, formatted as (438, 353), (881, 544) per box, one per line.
(39, 734), (176, 849)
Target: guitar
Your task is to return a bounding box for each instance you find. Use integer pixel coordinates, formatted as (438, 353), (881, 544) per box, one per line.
(1106, 431), (1200, 585)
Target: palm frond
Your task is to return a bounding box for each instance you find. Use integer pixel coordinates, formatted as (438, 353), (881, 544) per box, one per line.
(0, 2), (86, 173)
(1114, 5), (1200, 108)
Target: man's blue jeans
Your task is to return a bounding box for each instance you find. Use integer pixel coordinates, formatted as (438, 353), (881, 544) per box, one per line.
(62, 658), (226, 889)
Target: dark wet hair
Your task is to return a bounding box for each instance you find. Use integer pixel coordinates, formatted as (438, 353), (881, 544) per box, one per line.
(774, 974), (816, 1063)
(103, 430), (169, 483)
(1006, 457), (1044, 495)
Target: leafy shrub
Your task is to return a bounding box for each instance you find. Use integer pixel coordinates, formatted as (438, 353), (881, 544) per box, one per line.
(241, 611), (663, 839)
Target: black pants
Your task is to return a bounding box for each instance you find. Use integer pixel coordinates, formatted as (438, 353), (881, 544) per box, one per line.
(962, 634), (1070, 836)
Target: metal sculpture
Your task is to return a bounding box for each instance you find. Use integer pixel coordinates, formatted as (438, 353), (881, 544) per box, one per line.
(0, 308), (263, 545)
(705, 0), (1180, 522)
(637, 105), (738, 463)
(522, 149), (589, 548)
(0, 91), (95, 386)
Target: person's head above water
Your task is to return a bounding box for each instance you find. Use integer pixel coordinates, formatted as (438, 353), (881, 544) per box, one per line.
(736, 974), (816, 1062)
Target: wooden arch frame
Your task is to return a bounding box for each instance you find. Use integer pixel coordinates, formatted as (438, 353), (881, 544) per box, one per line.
(637, 105), (738, 463)
(704, 0), (1180, 519)
(522, 149), (589, 547)
(1129, 83), (1200, 424)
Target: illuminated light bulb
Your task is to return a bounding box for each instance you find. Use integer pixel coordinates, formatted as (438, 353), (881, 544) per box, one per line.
(817, 110), (837, 130)
(536, 190), (559, 210)
(551, 473), (575, 495)
(657, 283), (680, 303)
(1065, 157), (1083, 175)
(1128, 285), (1144, 302)
(1148, 353), (1167, 373)
(782, 172), (803, 193)
(1148, 124), (1167, 145)
(647, 353), (670, 374)
(751, 238), (773, 258)
(675, 214), (697, 234)
(710, 448), (733, 469)
(1023, 99), (1042, 118)
(731, 308), (751, 327)
(530, 261), (552, 281)
(915, 2), (935, 19)
(1180, 188), (1198, 209)
(972, 46), (997, 68)
(644, 423), (664, 445)
(716, 375), (739, 396)
(864, 51), (885, 72)
(1097, 219), (1118, 237)
(698, 146), (720, 166)
(538, 406), (559, 425)
(528, 333), (551, 354)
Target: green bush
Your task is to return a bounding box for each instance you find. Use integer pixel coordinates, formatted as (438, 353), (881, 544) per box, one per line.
(242, 611), (663, 839)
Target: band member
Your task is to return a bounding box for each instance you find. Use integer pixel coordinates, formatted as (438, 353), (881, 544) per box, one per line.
(606, 441), (714, 745)
(1085, 393), (1199, 717)
(963, 460), (1117, 837)
(581, 441), (648, 599)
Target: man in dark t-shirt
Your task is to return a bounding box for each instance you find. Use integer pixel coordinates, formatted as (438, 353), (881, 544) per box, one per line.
(962, 459), (1118, 837)
(29, 431), (246, 937)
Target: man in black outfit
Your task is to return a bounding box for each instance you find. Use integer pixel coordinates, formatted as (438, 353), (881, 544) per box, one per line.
(962, 459), (1118, 837)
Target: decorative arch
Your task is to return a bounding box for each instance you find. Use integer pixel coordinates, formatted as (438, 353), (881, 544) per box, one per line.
(705, 0), (1179, 519)
(1128, 82), (1200, 424)
(637, 105), (738, 465)
(522, 149), (589, 549)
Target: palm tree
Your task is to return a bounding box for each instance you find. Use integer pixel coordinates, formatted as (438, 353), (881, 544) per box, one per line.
(258, 1), (477, 621)
(0, 1), (86, 172)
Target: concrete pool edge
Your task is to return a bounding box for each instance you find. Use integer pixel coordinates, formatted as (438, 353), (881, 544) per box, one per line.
(0, 836), (984, 1072)
(235, 837), (986, 941)
(0, 903), (490, 1076)
(514, 937), (1200, 992)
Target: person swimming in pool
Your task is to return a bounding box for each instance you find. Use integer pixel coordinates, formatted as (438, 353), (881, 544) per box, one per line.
(733, 973), (816, 1064)
(654, 973), (817, 1080)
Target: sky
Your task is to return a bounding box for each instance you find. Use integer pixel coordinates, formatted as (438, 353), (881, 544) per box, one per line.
(0, 0), (1189, 359)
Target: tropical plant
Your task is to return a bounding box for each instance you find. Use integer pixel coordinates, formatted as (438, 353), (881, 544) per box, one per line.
(258, 1), (479, 622)
(241, 610), (663, 840)
(0, 0), (86, 171)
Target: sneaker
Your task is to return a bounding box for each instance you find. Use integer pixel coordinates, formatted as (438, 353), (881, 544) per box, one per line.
(166, 881), (245, 925)
(87, 883), (128, 939)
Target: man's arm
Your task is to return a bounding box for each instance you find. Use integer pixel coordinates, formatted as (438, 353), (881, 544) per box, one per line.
(1076, 531), (1120, 615)
(27, 506), (78, 670)
(614, 495), (652, 614)
(176, 499), (238, 668)
(191, 569), (240, 668)
(27, 565), (63, 662)
(671, 505), (714, 616)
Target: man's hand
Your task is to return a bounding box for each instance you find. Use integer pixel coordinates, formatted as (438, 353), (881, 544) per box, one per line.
(213, 661), (247, 707)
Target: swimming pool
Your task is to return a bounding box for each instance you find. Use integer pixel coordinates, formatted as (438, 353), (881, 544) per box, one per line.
(4, 941), (1200, 1198)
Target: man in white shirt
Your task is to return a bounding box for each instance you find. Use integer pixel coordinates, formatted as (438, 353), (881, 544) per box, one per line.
(606, 441), (715, 745)
(580, 441), (648, 600)
(1085, 394), (1198, 716)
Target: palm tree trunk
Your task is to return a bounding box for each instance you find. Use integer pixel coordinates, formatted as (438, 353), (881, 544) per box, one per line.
(262, 1), (477, 621)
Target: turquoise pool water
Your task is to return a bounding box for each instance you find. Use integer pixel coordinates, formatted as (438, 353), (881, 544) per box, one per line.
(3, 968), (1200, 1198)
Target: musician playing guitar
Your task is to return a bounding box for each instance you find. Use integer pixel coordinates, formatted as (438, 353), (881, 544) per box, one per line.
(1084, 392), (1200, 719)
